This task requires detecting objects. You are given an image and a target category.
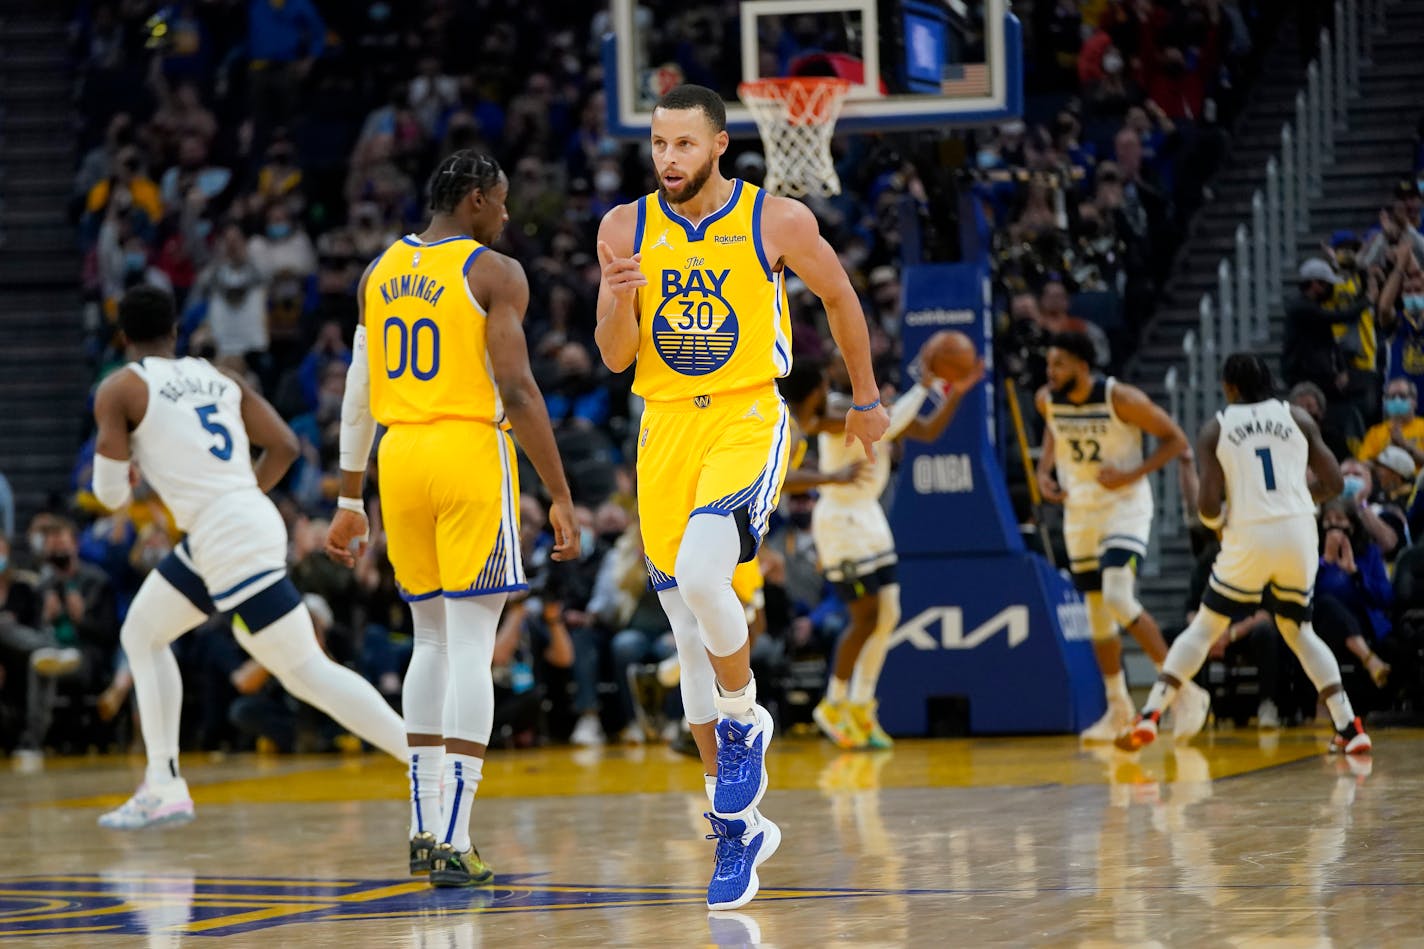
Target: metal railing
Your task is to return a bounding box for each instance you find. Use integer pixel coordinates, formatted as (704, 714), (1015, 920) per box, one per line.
(1157, 0), (1389, 543)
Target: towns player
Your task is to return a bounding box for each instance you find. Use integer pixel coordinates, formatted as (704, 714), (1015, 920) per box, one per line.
(326, 150), (580, 887)
(1035, 331), (1210, 741)
(594, 84), (889, 910)
(90, 286), (407, 830)
(1118, 354), (1372, 754)
(783, 353), (985, 750)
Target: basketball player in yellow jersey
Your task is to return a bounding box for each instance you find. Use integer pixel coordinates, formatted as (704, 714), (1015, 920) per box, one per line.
(325, 150), (578, 888)
(594, 84), (890, 910)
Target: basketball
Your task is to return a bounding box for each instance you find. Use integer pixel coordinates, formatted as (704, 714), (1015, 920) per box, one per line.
(922, 330), (978, 382)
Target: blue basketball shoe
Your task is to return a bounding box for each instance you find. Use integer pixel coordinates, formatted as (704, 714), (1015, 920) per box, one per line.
(704, 812), (782, 910)
(713, 703), (774, 816)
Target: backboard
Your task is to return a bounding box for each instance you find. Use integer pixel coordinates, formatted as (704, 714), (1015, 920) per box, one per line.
(602, 0), (1023, 138)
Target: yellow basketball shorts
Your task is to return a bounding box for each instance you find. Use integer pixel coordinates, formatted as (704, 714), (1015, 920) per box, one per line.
(637, 385), (791, 590)
(377, 419), (524, 601)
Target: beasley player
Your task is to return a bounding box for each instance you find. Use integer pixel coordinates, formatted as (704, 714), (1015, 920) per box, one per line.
(326, 151), (579, 887)
(781, 353), (984, 750)
(1035, 332), (1210, 741)
(91, 286), (407, 830)
(594, 84), (889, 910)
(1118, 354), (1372, 754)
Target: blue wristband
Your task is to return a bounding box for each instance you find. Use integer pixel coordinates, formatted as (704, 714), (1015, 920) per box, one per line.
(851, 398), (881, 412)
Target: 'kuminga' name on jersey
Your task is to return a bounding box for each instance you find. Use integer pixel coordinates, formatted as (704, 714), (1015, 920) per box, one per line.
(156, 373), (231, 404)
(1224, 417), (1295, 446)
(377, 274), (448, 307)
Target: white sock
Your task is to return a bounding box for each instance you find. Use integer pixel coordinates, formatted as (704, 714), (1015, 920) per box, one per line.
(409, 746), (444, 838)
(1104, 670), (1132, 708)
(826, 676), (848, 702)
(704, 774), (717, 804)
(715, 675), (757, 723)
(439, 753), (484, 852)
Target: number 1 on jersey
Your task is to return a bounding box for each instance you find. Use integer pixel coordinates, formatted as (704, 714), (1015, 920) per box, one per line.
(1254, 446), (1276, 491)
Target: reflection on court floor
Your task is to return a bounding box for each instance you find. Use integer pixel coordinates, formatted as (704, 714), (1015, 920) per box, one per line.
(2, 731), (1418, 946)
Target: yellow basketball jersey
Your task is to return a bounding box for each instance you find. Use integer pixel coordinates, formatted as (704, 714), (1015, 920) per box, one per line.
(365, 235), (501, 426)
(632, 179), (792, 401)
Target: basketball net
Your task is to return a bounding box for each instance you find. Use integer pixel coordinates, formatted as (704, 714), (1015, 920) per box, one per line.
(737, 77), (851, 198)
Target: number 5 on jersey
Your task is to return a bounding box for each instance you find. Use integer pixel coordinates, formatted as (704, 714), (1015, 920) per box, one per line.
(196, 404), (232, 461)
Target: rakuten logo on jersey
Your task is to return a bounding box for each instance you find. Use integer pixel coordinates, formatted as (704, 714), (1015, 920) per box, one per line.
(912, 454), (974, 493)
(889, 605), (1029, 651)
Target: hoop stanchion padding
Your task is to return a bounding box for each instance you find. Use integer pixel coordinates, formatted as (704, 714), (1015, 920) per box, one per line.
(737, 77), (851, 197)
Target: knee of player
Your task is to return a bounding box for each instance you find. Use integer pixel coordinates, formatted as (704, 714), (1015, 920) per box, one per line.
(1100, 567), (1142, 625)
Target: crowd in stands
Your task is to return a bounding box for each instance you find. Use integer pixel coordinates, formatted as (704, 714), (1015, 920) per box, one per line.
(4, 0), (1418, 761)
(1185, 174), (1424, 729)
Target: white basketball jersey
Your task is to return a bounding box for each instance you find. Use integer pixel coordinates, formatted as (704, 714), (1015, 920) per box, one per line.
(127, 356), (258, 531)
(817, 431), (891, 507)
(1047, 377), (1151, 511)
(1215, 399), (1316, 524)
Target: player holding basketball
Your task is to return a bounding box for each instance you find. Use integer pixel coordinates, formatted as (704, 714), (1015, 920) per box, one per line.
(780, 348), (984, 750)
(326, 151), (579, 887)
(594, 84), (889, 910)
(90, 286), (407, 830)
(1035, 332), (1209, 742)
(1118, 354), (1372, 754)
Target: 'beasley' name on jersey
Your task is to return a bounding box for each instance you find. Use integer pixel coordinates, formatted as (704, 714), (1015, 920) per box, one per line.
(1224, 415), (1295, 446)
(157, 371), (230, 404)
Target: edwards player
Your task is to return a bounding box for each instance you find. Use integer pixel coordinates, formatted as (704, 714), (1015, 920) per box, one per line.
(594, 84), (889, 909)
(327, 151), (579, 886)
(1118, 354), (1371, 754)
(1035, 331), (1210, 741)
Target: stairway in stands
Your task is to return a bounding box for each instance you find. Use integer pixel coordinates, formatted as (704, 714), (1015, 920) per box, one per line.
(0, 6), (90, 524)
(1129, 0), (1424, 628)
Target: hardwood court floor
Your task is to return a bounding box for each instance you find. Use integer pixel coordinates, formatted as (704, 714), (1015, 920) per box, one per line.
(2, 728), (1421, 947)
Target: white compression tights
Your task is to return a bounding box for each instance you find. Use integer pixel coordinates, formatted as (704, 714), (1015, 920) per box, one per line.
(403, 598), (449, 736)
(658, 587), (719, 726)
(234, 604), (407, 760)
(674, 512), (750, 659)
(121, 572), (207, 785)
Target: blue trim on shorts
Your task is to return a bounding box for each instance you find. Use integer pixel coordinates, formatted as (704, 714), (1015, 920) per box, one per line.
(401, 588), (444, 603)
(232, 577), (303, 633)
(156, 550), (217, 616)
(210, 568), (285, 603)
(445, 583), (529, 599)
(690, 504), (736, 518)
(650, 577), (678, 592)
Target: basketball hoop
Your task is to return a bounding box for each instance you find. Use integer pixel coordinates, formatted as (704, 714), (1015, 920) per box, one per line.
(737, 77), (852, 198)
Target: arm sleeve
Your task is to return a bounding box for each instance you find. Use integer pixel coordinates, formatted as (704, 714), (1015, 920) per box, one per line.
(91, 454), (133, 511)
(338, 325), (377, 472)
(884, 384), (933, 442)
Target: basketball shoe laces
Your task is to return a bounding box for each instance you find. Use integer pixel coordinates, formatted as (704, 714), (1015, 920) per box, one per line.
(716, 720), (754, 783)
(705, 815), (750, 880)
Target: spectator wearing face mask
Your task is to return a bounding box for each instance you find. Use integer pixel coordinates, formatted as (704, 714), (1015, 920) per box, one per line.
(1359, 377), (1424, 469)
(1316, 499), (1394, 691)
(1284, 258), (1361, 399)
(1338, 459), (1404, 560)
(195, 222), (270, 369)
(1378, 238), (1424, 393)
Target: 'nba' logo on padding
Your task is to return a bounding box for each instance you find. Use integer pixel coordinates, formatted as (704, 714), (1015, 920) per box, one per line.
(652, 268), (740, 376)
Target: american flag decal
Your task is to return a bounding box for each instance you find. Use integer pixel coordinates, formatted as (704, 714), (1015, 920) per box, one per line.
(941, 63), (992, 97)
